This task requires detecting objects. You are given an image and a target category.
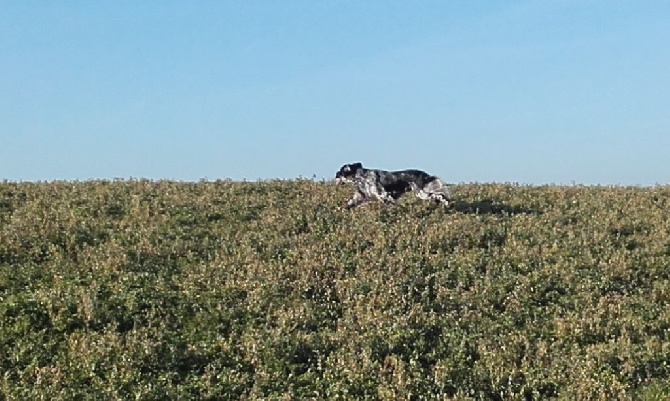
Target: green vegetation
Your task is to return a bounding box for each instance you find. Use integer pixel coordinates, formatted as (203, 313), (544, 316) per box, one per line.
(1, 179), (669, 400)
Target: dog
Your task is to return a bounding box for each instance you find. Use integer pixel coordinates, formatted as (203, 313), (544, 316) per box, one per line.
(335, 162), (452, 209)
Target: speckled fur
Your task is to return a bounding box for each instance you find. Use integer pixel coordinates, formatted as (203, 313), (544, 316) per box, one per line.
(335, 162), (452, 209)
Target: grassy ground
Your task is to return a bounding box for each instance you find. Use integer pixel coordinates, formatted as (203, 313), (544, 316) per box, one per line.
(1, 180), (669, 400)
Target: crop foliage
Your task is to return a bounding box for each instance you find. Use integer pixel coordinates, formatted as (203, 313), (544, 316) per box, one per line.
(1, 180), (670, 400)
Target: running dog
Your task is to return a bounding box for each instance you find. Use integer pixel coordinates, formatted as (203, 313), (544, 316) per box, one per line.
(335, 162), (452, 209)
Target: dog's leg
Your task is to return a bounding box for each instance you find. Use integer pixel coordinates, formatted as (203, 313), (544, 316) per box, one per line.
(376, 191), (397, 205)
(418, 190), (450, 206)
(437, 183), (453, 207)
(368, 181), (396, 205)
(411, 182), (440, 203)
(345, 190), (368, 209)
(421, 179), (453, 207)
(416, 190), (432, 200)
(431, 193), (452, 207)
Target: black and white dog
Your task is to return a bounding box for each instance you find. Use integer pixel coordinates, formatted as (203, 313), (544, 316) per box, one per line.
(335, 162), (452, 209)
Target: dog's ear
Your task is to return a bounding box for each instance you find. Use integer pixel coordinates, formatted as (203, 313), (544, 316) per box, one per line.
(340, 162), (362, 175)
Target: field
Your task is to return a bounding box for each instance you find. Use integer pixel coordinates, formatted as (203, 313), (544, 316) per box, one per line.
(1, 179), (669, 400)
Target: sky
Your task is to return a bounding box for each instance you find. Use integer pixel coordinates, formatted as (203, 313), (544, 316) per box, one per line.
(1, 1), (669, 185)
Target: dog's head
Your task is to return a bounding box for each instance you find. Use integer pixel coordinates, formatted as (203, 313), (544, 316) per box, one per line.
(335, 162), (363, 185)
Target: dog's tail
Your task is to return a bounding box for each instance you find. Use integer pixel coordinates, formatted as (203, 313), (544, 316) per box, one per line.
(441, 183), (453, 201)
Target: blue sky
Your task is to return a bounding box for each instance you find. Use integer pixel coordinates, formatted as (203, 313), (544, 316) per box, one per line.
(2, 1), (669, 185)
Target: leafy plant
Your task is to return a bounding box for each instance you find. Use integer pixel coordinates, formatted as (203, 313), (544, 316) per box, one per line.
(1, 180), (669, 400)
